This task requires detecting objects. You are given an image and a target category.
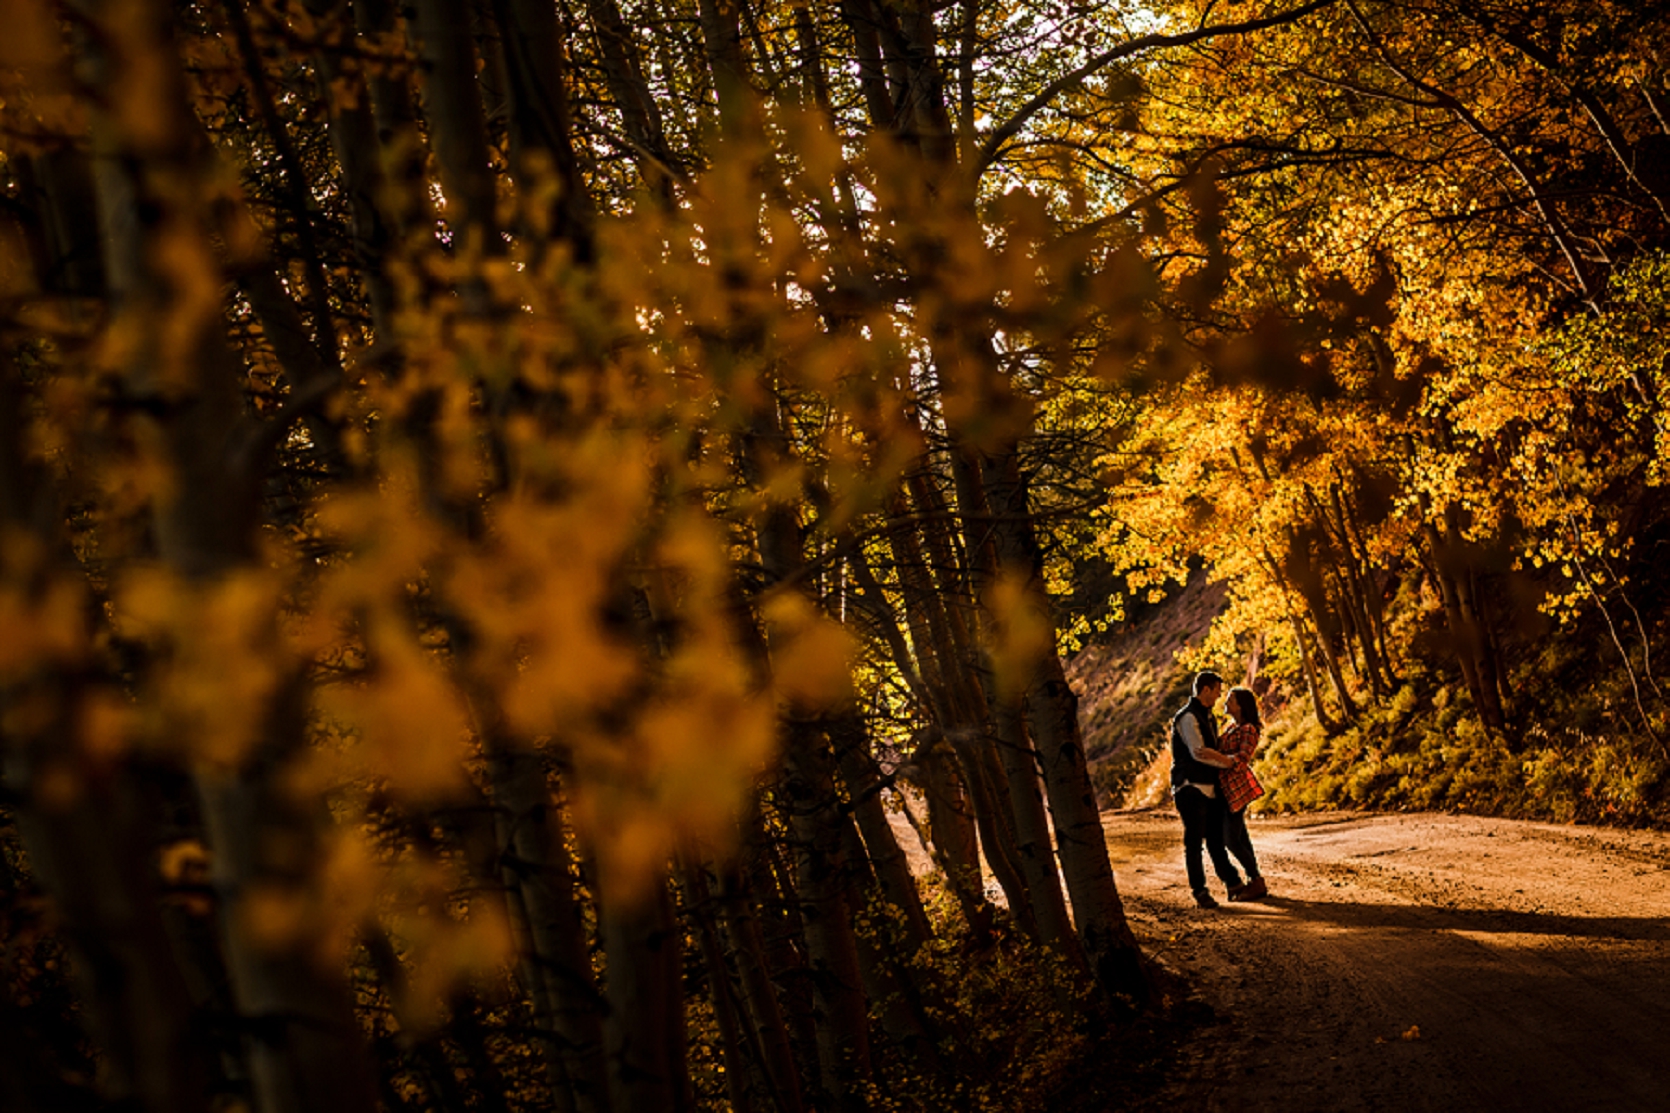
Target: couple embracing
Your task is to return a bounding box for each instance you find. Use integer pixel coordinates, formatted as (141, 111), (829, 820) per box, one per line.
(1169, 670), (1268, 909)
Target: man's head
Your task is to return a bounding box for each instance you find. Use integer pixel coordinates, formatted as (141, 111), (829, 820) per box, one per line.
(1193, 670), (1224, 705)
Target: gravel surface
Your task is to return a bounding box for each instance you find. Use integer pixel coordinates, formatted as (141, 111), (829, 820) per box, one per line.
(1105, 808), (1670, 1111)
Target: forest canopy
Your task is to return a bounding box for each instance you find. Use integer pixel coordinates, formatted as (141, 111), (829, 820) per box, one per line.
(1, 0), (1668, 1110)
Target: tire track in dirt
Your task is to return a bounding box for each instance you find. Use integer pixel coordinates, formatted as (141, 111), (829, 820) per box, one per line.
(1106, 809), (1670, 1111)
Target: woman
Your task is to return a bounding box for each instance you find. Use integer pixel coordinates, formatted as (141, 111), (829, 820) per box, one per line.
(1219, 686), (1268, 901)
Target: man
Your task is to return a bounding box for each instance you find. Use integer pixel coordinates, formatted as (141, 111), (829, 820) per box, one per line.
(1170, 670), (1245, 908)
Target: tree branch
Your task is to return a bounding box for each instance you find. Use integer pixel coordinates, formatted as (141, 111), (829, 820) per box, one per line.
(977, 0), (1339, 172)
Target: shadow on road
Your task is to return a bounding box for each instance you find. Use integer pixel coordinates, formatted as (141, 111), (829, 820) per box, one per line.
(1241, 894), (1670, 941)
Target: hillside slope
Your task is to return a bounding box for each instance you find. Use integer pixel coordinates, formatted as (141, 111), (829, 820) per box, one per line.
(1066, 574), (1228, 805)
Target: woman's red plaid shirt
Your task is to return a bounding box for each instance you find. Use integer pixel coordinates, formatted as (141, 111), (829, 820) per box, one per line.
(1219, 722), (1264, 813)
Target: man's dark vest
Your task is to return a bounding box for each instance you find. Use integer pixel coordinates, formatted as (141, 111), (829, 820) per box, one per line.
(1170, 698), (1221, 789)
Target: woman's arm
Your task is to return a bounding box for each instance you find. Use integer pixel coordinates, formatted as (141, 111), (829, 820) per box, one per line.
(1224, 724), (1259, 760)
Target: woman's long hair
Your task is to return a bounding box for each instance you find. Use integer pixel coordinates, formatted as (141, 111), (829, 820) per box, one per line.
(1228, 686), (1262, 728)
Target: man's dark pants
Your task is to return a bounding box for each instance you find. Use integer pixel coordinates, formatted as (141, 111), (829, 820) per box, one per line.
(1173, 785), (1242, 894)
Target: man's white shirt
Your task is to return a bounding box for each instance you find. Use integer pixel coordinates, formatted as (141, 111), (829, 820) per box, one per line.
(1174, 710), (1218, 797)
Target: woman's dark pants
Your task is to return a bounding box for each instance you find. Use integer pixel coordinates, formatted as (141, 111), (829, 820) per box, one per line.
(1173, 785), (1242, 894)
(1223, 806), (1260, 880)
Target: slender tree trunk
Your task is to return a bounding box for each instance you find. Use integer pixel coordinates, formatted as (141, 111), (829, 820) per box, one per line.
(917, 733), (996, 943)
(857, 508), (1046, 944)
(714, 857), (809, 1113)
(222, 0), (340, 369)
(928, 454), (1055, 929)
(880, 504), (1034, 926)
(976, 447), (1145, 1000)
(488, 746), (611, 1113)
(601, 878), (693, 1113)
(1319, 488), (1389, 696)
(15, 148), (106, 299)
(488, 0), (595, 256)
(904, 471), (979, 658)
(1343, 487), (1399, 685)
(1478, 574), (1512, 722)
(834, 0), (893, 126)
(1454, 565), (1508, 728)
(1419, 521), (1499, 730)
(1289, 543), (1359, 721)
(1294, 607), (1341, 733)
(363, 929), (473, 1113)
(730, 840), (822, 1112)
(940, 453), (1081, 947)
(1020, 654), (1145, 999)
(950, 732), (1036, 935)
(302, 1), (399, 333)
(829, 713), (932, 951)
(3, 181), (215, 1113)
(199, 755), (380, 1113)
(583, 0), (678, 185)
(989, 695), (1088, 970)
(737, 380), (881, 1105)
(696, 0), (750, 134)
(1325, 567), (1367, 686)
(354, 0), (435, 237)
(451, 991), (516, 1113)
(1416, 480), (1507, 733)
(777, 725), (876, 1108)
(72, 0), (380, 1106)
(410, 0), (499, 248)
(8, 761), (214, 1113)
(678, 859), (760, 1113)
(823, 761), (940, 1071)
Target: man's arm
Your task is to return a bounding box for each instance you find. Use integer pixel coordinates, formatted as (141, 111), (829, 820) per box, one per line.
(1178, 714), (1236, 769)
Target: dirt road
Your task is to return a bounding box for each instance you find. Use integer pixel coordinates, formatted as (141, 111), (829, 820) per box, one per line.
(1103, 809), (1670, 1112)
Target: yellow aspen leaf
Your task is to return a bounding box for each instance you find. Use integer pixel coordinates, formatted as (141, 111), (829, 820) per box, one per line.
(0, 574), (86, 679)
(159, 839), (215, 917)
(0, 0), (57, 73)
(241, 883), (310, 953)
(31, 760), (80, 811)
(658, 511), (730, 595)
(132, 570), (285, 770)
(985, 569), (1052, 702)
(764, 593), (854, 707)
(451, 897), (515, 975)
(110, 569), (285, 766)
(78, 690), (132, 763)
(324, 620), (471, 802)
(401, 898), (515, 1030)
(763, 460), (807, 505)
(158, 839), (209, 884)
(641, 690), (777, 808)
(315, 829), (382, 963)
(0, 219), (40, 300)
(572, 800), (672, 909)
